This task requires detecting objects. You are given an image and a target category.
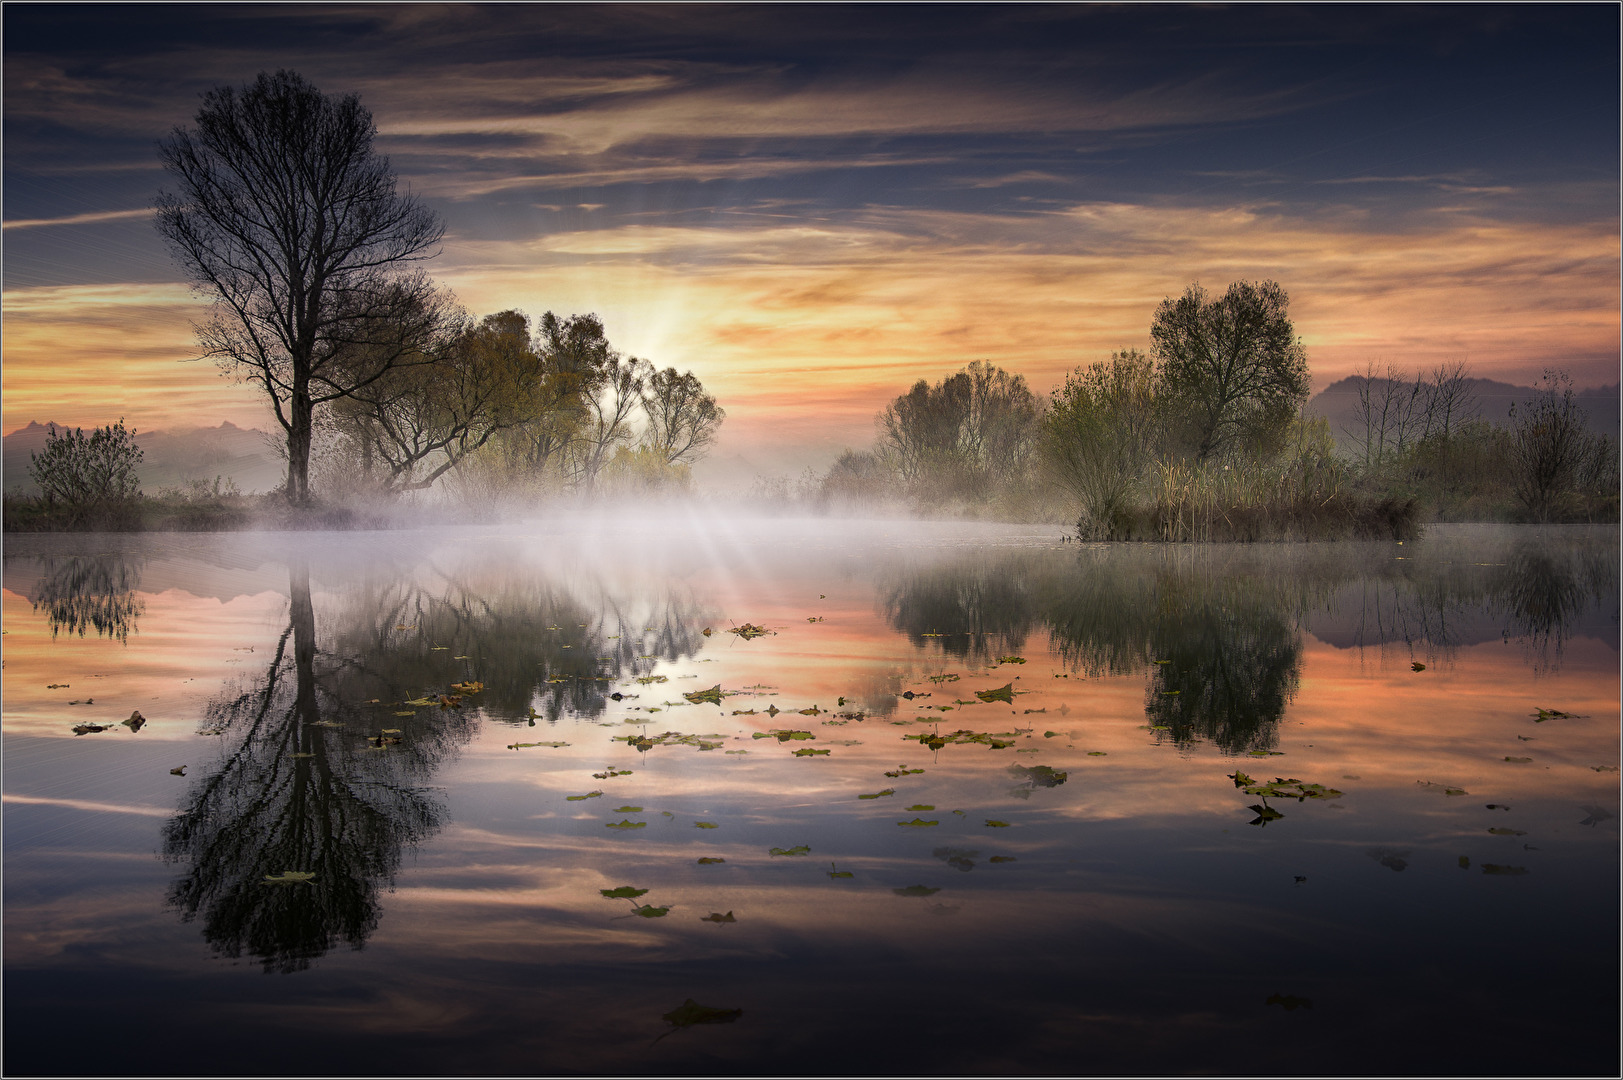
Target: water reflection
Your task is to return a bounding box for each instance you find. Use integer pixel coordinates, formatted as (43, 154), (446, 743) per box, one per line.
(158, 548), (716, 971)
(26, 553), (145, 643)
(882, 529), (1617, 754)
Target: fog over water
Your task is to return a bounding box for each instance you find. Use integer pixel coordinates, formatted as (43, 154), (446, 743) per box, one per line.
(3, 519), (1616, 1075)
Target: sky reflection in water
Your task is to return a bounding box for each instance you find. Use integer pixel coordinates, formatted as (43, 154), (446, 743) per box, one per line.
(3, 520), (1617, 1076)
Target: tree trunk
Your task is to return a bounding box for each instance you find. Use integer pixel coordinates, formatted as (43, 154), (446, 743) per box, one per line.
(288, 380), (314, 505)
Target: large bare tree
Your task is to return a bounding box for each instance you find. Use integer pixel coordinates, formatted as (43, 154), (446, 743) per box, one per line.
(155, 70), (447, 504)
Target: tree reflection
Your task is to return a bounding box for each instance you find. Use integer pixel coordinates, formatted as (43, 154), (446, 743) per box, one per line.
(164, 549), (714, 972)
(881, 553), (1036, 660)
(27, 553), (144, 643)
(164, 559), (464, 973)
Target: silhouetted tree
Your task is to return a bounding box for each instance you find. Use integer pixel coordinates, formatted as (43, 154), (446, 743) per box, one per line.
(1151, 280), (1309, 461)
(155, 70), (449, 505)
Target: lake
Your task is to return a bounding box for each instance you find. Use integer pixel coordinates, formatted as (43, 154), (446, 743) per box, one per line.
(3, 518), (1617, 1076)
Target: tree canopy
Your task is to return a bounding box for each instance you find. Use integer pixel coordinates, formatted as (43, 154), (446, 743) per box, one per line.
(155, 69), (448, 505)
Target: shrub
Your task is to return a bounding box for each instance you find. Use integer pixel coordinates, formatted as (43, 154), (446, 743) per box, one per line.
(28, 420), (144, 526)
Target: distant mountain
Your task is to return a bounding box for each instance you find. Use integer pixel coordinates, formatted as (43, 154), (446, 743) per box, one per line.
(4, 420), (285, 496)
(1307, 377), (1619, 449)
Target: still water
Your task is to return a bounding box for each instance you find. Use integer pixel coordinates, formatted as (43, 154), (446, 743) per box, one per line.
(4, 519), (1617, 1076)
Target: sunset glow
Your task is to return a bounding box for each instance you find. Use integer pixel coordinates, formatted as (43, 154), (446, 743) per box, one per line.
(5, 5), (1618, 483)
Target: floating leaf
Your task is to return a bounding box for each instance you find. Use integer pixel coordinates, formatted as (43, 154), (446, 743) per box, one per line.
(976, 683), (1015, 704)
(884, 767), (926, 778)
(613, 806), (644, 813)
(898, 817), (938, 827)
(508, 741), (570, 750)
(727, 623), (772, 640)
(1009, 764), (1068, 788)
(70, 722), (113, 736)
(1248, 805), (1285, 826)
(170, 766), (186, 776)
(858, 789), (896, 800)
(989, 855), (1016, 863)
(122, 711), (146, 732)
(1503, 756), (1533, 764)
(929, 673), (961, 684)
(893, 884), (940, 897)
(662, 999), (741, 1028)
(997, 656), (1026, 664)
(402, 697), (436, 707)
(1266, 994), (1312, 1011)
(631, 904), (670, 918)
(1240, 777), (1343, 802)
(394, 711), (416, 717)
(827, 862), (853, 878)
(451, 681), (484, 694)
(700, 911), (736, 923)
(1487, 827), (1527, 836)
(694, 821), (719, 829)
(797, 707), (822, 716)
(263, 871), (315, 884)
(1229, 771), (1255, 788)
(697, 857), (726, 865)
(1459, 856), (1470, 869)
(684, 684), (725, 706)
(1086, 751), (1107, 757)
(1533, 708), (1580, 721)
(769, 845), (810, 857)
(1481, 864), (1528, 876)
(600, 886), (648, 899)
(566, 791), (605, 801)
(905, 804), (935, 812)
(793, 748), (830, 757)
(1411, 661), (1426, 672)
(984, 820), (1011, 828)
(607, 819), (647, 829)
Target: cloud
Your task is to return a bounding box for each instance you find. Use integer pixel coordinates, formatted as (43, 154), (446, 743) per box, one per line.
(4, 209), (152, 229)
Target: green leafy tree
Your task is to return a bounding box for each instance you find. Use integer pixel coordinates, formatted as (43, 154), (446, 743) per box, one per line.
(1043, 350), (1159, 539)
(1151, 280), (1310, 461)
(155, 70), (449, 505)
(29, 420), (144, 523)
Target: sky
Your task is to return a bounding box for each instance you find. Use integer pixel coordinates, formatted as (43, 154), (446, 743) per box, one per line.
(4, 3), (1619, 485)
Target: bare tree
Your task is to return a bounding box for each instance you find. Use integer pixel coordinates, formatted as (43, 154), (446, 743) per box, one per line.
(1510, 369), (1591, 521)
(568, 355), (652, 494)
(642, 368), (725, 465)
(155, 70), (446, 504)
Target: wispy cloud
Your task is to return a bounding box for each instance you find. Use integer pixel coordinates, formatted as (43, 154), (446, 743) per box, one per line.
(4, 208), (151, 229)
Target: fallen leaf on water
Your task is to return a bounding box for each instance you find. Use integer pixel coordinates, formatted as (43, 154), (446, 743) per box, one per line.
(662, 999), (741, 1029)
(769, 845), (810, 857)
(600, 886), (648, 899)
(694, 821), (719, 829)
(631, 904), (670, 918)
(976, 683), (1015, 704)
(683, 685), (725, 706)
(47, 684), (69, 689)
(858, 789), (896, 800)
(893, 885), (940, 897)
(170, 766), (186, 776)
(1481, 863), (1528, 876)
(1411, 661), (1426, 672)
(906, 804), (935, 812)
(70, 723), (113, 736)
(1503, 756), (1533, 764)
(793, 748), (830, 757)
(566, 791), (605, 801)
(989, 855), (1016, 863)
(607, 820), (647, 830)
(827, 862), (853, 878)
(1532, 708), (1580, 721)
(1266, 993), (1312, 1011)
(402, 697), (436, 707)
(263, 871), (316, 884)
(984, 820), (1011, 828)
(1248, 805), (1285, 826)
(697, 857), (726, 865)
(613, 806), (644, 813)
(122, 711), (146, 732)
(727, 623), (772, 640)
(508, 741), (570, 750)
(898, 817), (938, 827)
(699, 911), (736, 923)
(997, 656), (1026, 664)
(1086, 751), (1107, 757)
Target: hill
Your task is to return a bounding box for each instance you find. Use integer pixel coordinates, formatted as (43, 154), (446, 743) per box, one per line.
(4, 420), (285, 496)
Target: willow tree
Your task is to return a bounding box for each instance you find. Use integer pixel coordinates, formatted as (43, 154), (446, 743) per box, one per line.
(155, 70), (447, 504)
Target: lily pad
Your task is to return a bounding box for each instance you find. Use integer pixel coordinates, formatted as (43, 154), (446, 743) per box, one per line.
(613, 806), (644, 813)
(566, 791), (605, 801)
(905, 804), (935, 812)
(600, 886), (648, 899)
(793, 748), (830, 757)
(694, 821), (719, 829)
